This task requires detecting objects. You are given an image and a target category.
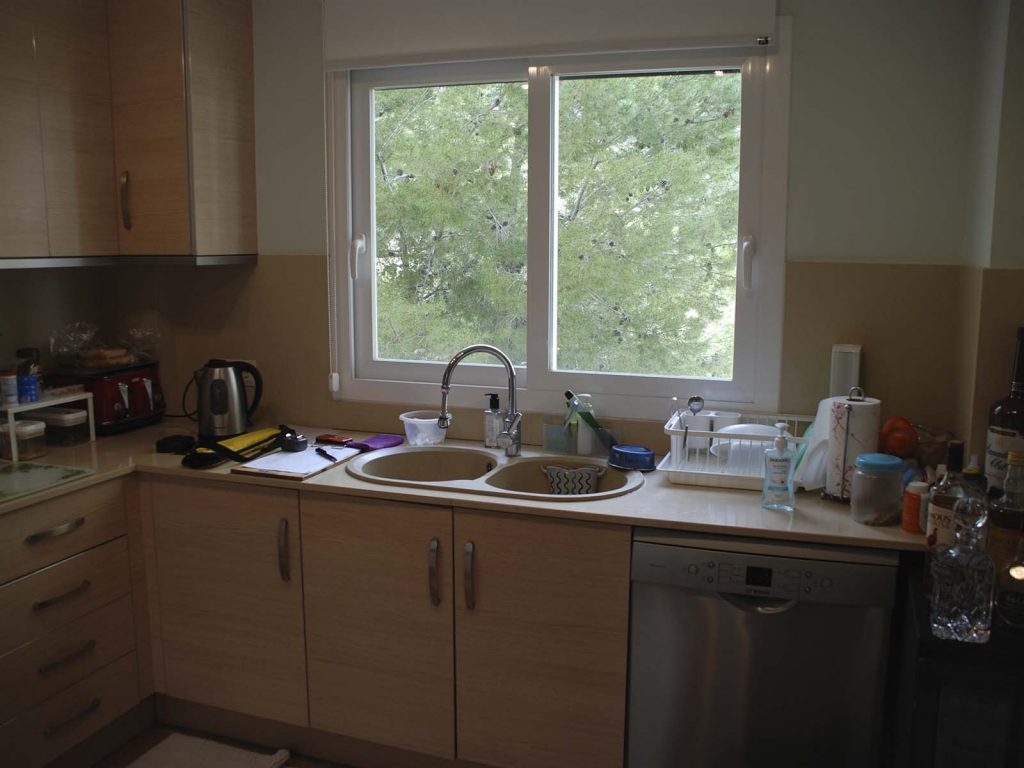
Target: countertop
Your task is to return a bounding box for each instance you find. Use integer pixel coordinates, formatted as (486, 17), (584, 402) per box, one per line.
(0, 423), (926, 552)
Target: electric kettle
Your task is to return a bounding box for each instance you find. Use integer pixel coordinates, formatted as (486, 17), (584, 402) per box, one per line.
(194, 359), (263, 440)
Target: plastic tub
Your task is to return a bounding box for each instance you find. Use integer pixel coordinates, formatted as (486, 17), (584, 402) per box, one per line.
(23, 407), (89, 446)
(1, 420), (48, 460)
(399, 410), (446, 446)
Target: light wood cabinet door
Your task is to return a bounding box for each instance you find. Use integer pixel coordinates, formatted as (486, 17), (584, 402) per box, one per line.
(108, 0), (191, 254)
(33, 0), (118, 256)
(108, 0), (256, 256)
(454, 509), (630, 768)
(302, 493), (455, 759)
(149, 478), (307, 726)
(0, 0), (48, 258)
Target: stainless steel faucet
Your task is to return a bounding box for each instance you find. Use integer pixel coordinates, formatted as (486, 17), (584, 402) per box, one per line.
(438, 344), (522, 456)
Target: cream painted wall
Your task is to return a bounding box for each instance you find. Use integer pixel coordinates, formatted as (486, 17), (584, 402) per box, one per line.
(990, 0), (1024, 268)
(780, 0), (990, 265)
(252, 0), (327, 256)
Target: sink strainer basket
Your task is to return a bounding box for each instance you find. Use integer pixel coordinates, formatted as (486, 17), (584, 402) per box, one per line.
(541, 465), (606, 495)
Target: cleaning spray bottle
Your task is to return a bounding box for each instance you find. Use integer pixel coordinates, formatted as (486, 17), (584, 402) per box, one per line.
(762, 422), (795, 512)
(576, 394), (596, 455)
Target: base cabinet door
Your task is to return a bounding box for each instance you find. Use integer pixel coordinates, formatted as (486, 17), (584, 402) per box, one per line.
(302, 493), (454, 759)
(454, 509), (630, 768)
(148, 478), (307, 726)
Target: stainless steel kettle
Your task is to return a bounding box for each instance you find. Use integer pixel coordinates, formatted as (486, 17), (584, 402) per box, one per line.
(194, 359), (263, 440)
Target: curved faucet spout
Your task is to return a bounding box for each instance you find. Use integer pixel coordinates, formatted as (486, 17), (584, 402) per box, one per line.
(437, 344), (521, 456)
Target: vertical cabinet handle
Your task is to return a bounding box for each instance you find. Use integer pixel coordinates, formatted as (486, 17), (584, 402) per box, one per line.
(428, 537), (440, 606)
(277, 518), (291, 582)
(464, 541), (475, 611)
(119, 171), (132, 230)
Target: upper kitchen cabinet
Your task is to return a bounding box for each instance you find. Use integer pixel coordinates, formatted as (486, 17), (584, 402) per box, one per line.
(0, 1), (52, 258)
(108, 0), (257, 256)
(0, 0), (118, 259)
(36, 0), (119, 256)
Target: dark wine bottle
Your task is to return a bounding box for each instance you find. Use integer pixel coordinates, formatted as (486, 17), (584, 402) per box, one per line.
(986, 327), (1024, 493)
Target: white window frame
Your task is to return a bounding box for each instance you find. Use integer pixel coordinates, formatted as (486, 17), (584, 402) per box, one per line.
(328, 22), (790, 420)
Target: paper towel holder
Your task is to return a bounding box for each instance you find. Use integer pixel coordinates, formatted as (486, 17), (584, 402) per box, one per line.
(820, 386), (866, 504)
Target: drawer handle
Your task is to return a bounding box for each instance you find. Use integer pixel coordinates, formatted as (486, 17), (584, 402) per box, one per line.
(32, 579), (91, 612)
(277, 518), (290, 582)
(119, 170), (132, 230)
(38, 639), (97, 678)
(25, 517), (86, 545)
(428, 537), (440, 606)
(464, 541), (475, 611)
(42, 697), (101, 739)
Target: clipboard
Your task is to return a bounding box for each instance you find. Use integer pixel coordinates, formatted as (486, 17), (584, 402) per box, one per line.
(231, 445), (360, 480)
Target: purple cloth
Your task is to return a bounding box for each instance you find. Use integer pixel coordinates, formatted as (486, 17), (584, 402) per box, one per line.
(348, 434), (405, 452)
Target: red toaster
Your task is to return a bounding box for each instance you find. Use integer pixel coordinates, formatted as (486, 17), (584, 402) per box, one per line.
(51, 362), (166, 435)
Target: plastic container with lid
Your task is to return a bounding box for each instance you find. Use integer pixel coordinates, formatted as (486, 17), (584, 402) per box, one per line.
(0, 420), (48, 461)
(22, 407), (89, 446)
(851, 453), (904, 526)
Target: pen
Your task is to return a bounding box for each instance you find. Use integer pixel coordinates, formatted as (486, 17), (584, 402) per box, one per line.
(315, 446), (337, 462)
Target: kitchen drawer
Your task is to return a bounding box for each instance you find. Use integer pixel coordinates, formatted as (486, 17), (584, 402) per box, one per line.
(0, 479), (126, 586)
(0, 651), (139, 768)
(0, 537), (131, 655)
(0, 595), (135, 723)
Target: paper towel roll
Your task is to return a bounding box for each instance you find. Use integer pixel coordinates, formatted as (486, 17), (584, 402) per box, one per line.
(825, 393), (881, 499)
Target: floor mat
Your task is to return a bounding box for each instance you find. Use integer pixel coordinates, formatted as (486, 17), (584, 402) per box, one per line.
(125, 733), (289, 768)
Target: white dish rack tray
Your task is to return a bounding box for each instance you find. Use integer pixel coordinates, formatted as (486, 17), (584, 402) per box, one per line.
(660, 411), (814, 491)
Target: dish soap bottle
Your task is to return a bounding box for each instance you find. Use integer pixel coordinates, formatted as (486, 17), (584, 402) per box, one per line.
(483, 393), (503, 448)
(762, 422), (795, 512)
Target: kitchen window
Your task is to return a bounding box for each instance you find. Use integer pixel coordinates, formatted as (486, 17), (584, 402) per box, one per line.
(330, 34), (790, 418)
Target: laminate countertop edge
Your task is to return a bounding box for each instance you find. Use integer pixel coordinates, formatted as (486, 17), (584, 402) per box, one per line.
(0, 423), (927, 552)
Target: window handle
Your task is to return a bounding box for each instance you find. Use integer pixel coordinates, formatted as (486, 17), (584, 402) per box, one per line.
(349, 234), (366, 281)
(739, 235), (755, 291)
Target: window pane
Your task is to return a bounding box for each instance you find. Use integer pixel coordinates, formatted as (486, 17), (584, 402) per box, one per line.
(556, 71), (740, 378)
(373, 83), (528, 364)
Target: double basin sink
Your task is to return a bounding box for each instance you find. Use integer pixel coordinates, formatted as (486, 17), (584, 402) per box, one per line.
(346, 445), (644, 502)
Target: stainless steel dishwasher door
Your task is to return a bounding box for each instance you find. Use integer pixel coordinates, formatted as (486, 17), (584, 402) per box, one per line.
(628, 533), (898, 768)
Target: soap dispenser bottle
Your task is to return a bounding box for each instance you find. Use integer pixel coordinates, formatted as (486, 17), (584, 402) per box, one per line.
(483, 393), (503, 448)
(762, 422), (795, 512)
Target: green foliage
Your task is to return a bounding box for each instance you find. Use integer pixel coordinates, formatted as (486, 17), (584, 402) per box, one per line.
(374, 83), (529, 363)
(373, 72), (740, 379)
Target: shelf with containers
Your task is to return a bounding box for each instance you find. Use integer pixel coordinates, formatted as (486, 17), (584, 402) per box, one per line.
(1, 392), (96, 462)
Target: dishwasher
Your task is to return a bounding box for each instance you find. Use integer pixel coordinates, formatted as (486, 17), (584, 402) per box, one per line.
(628, 528), (898, 768)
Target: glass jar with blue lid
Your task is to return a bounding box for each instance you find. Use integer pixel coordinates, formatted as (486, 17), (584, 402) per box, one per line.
(851, 452), (904, 525)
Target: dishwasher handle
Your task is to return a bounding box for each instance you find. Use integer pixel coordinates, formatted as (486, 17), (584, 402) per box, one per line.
(720, 592), (798, 615)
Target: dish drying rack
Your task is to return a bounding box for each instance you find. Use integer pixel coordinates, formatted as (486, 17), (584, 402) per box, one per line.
(659, 411), (814, 491)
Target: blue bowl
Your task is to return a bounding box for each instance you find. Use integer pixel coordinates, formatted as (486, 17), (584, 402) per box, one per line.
(608, 444), (656, 472)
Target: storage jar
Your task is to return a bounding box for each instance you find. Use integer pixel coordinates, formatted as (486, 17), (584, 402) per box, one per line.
(851, 453), (903, 526)
(25, 407), (89, 446)
(0, 420), (48, 460)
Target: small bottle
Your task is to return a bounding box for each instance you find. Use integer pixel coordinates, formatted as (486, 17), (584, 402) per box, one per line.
(985, 327), (1024, 494)
(989, 451), (1024, 627)
(927, 441), (966, 554)
(902, 481), (929, 534)
(576, 394), (596, 455)
(483, 393), (503, 448)
(761, 422), (795, 513)
(930, 490), (995, 643)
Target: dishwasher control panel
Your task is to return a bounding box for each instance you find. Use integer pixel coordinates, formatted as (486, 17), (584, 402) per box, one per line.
(632, 541), (896, 607)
